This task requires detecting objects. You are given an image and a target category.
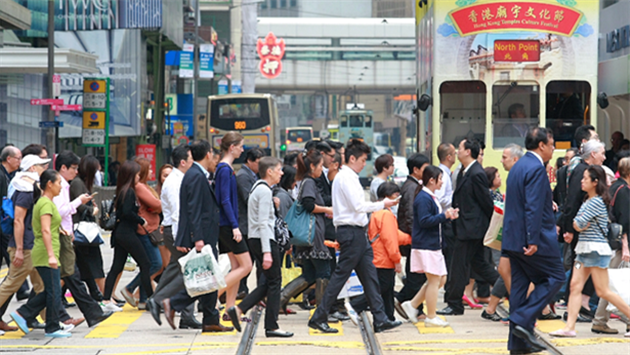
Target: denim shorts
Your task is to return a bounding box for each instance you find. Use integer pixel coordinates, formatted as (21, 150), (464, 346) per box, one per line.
(575, 252), (612, 269)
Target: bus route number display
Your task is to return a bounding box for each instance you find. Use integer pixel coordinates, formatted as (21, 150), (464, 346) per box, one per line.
(235, 121), (247, 130)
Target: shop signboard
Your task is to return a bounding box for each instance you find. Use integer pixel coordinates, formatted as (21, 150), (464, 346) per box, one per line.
(179, 44), (195, 78)
(199, 44), (215, 79)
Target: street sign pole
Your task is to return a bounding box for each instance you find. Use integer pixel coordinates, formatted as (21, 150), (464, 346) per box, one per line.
(82, 78), (110, 186)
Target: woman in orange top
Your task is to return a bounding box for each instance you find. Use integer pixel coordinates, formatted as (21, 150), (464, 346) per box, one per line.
(348, 182), (411, 321)
(120, 158), (163, 309)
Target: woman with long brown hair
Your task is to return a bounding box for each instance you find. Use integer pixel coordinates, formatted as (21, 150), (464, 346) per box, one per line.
(215, 132), (253, 314)
(101, 160), (154, 312)
(119, 158), (162, 310)
(70, 155), (105, 300)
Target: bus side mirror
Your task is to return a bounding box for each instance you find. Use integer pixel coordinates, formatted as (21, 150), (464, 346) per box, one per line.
(417, 94), (432, 112)
(598, 92), (609, 109)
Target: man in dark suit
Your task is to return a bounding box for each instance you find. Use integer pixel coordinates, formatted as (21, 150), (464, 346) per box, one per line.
(236, 147), (264, 296)
(147, 140), (233, 333)
(439, 139), (498, 316)
(502, 127), (565, 354)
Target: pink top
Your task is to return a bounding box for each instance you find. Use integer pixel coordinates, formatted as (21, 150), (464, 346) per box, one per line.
(52, 176), (83, 235)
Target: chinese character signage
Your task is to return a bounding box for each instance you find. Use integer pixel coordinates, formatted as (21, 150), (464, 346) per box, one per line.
(449, 2), (582, 37)
(136, 144), (157, 181)
(199, 44), (215, 79)
(179, 44), (194, 78)
(493, 40), (540, 62)
(257, 32), (285, 79)
(82, 78), (109, 148)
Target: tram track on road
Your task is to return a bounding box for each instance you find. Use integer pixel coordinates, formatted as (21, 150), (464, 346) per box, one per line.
(497, 303), (565, 355)
(235, 307), (382, 355)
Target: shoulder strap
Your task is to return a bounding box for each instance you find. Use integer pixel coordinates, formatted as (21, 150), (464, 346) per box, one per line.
(611, 184), (625, 207)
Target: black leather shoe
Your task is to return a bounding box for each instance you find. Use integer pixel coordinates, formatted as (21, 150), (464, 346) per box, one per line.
(373, 319), (402, 333)
(437, 306), (464, 316)
(179, 318), (203, 329)
(16, 290), (30, 301)
(265, 329), (294, 337)
(537, 312), (561, 320)
(147, 298), (162, 326)
(308, 320), (338, 333)
(513, 325), (546, 352)
(27, 320), (46, 329)
(563, 311), (592, 323)
(579, 306), (594, 319)
(330, 311), (350, 321)
(227, 306), (242, 332)
(481, 310), (502, 322)
(88, 311), (113, 327)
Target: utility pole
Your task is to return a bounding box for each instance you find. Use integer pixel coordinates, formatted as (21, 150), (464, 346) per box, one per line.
(47, 0), (56, 153)
(192, 0), (200, 139)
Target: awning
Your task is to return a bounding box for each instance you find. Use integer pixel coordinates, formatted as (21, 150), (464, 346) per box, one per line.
(0, 48), (99, 74)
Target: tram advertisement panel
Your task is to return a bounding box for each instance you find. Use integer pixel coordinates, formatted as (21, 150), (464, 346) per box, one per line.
(432, 0), (598, 82)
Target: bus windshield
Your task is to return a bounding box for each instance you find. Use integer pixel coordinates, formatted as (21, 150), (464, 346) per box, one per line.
(287, 129), (312, 142)
(209, 97), (270, 131)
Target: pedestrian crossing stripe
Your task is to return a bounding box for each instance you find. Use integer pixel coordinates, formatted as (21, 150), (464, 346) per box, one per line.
(0, 267), (8, 279)
(551, 337), (630, 347)
(85, 304), (144, 338)
(202, 310), (237, 336)
(413, 315), (454, 334)
(535, 319), (567, 333)
(308, 308), (344, 336)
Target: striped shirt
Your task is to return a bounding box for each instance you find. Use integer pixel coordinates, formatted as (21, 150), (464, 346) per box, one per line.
(573, 196), (612, 256)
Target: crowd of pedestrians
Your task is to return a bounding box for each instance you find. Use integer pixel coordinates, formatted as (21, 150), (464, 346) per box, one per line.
(1, 125), (630, 354)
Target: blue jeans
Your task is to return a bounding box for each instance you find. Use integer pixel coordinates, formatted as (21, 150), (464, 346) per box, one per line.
(125, 234), (162, 302)
(18, 267), (62, 334)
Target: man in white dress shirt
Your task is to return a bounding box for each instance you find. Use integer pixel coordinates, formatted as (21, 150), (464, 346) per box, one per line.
(435, 143), (457, 283)
(308, 139), (401, 334)
(150, 145), (199, 329)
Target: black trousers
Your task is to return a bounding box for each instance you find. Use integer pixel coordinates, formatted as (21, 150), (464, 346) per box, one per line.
(445, 239), (499, 313)
(238, 238), (282, 330)
(18, 267), (62, 334)
(351, 268), (396, 321)
(311, 225), (387, 324)
(104, 228), (153, 300)
(63, 265), (103, 325)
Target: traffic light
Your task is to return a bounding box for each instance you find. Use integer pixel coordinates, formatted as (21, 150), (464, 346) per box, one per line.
(280, 144), (287, 151)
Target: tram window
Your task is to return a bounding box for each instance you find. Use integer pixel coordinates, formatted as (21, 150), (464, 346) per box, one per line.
(349, 115), (364, 127)
(439, 81), (486, 148)
(340, 115), (348, 127)
(546, 81), (591, 146)
(492, 83), (540, 148)
(365, 116), (372, 128)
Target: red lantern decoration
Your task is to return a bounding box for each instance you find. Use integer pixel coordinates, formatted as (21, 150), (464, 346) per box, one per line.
(257, 32), (285, 79)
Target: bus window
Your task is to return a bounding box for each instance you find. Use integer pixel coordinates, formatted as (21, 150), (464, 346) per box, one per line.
(341, 115), (348, 127)
(349, 115), (364, 127)
(492, 83), (540, 148)
(440, 81), (486, 147)
(365, 116), (372, 128)
(546, 81), (591, 146)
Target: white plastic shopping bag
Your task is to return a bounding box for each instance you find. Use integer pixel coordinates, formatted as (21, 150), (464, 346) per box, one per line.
(606, 263), (630, 313)
(178, 245), (227, 298)
(334, 251), (364, 299)
(484, 202), (504, 251)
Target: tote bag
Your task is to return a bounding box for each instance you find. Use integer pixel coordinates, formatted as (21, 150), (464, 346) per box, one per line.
(284, 182), (316, 247)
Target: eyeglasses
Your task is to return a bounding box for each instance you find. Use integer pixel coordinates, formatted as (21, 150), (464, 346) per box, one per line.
(10, 155), (22, 161)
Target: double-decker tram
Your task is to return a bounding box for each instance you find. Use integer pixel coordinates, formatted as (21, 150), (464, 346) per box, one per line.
(416, 0), (601, 184)
(339, 107), (375, 186)
(197, 93), (279, 163)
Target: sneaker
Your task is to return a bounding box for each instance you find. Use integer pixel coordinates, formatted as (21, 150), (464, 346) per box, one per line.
(401, 301), (419, 324)
(124, 257), (137, 272)
(45, 329), (72, 338)
(425, 316), (449, 328)
(9, 312), (29, 334)
(344, 301), (359, 326)
(481, 310), (502, 322)
(60, 323), (74, 332)
(100, 302), (123, 313)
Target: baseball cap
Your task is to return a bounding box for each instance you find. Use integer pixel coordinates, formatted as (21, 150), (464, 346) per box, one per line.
(21, 155), (51, 171)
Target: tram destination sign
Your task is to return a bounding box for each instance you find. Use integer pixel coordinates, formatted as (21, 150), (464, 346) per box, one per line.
(449, 2), (583, 37)
(494, 40), (540, 62)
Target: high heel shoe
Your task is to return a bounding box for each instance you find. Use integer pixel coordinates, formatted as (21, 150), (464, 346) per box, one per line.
(462, 295), (483, 309)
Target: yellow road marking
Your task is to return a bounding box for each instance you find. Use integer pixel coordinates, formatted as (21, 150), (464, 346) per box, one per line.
(383, 339), (508, 345)
(202, 309), (237, 336)
(384, 346), (507, 354)
(84, 304), (143, 338)
(0, 267), (8, 278)
(308, 308), (343, 336)
(536, 319), (566, 333)
(413, 315), (454, 334)
(551, 337), (630, 347)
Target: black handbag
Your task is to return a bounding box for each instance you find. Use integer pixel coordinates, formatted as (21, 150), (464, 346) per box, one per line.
(100, 198), (117, 231)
